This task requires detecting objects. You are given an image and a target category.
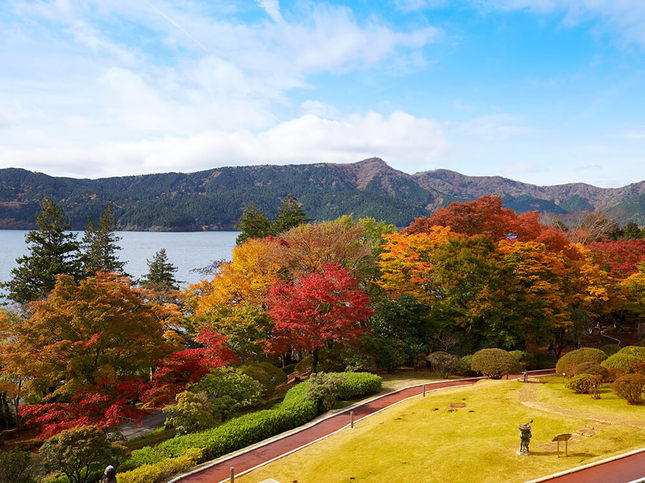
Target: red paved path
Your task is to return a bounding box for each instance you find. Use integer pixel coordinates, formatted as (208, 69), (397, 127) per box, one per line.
(546, 449), (645, 483)
(179, 370), (554, 483)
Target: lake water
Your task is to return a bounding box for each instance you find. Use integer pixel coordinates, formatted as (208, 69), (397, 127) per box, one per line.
(0, 230), (239, 289)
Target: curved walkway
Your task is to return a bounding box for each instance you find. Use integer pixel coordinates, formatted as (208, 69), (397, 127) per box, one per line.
(176, 369), (554, 483)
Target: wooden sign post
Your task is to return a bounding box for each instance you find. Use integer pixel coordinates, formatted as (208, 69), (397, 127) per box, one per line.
(552, 433), (572, 457)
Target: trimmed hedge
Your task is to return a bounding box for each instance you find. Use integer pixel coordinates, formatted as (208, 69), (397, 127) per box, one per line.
(601, 353), (641, 373)
(509, 350), (535, 369)
(565, 374), (602, 394)
(612, 374), (645, 405)
(555, 348), (607, 377)
(329, 372), (382, 400)
(120, 372), (381, 476)
(618, 346), (645, 360)
(571, 362), (609, 382)
(471, 349), (521, 379)
(118, 448), (203, 483)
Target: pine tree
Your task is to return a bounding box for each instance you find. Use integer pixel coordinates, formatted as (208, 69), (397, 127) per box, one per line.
(272, 195), (310, 235)
(141, 248), (179, 291)
(235, 202), (272, 245)
(2, 197), (81, 304)
(80, 204), (126, 275)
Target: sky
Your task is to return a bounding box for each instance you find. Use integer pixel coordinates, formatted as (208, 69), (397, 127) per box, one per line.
(1, 1), (645, 187)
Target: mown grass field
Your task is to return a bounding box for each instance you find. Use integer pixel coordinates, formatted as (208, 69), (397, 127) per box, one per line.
(238, 379), (645, 483)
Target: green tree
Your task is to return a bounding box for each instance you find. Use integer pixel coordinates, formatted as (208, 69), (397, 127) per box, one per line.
(141, 248), (179, 291)
(272, 195), (310, 235)
(80, 204), (126, 275)
(235, 202), (272, 245)
(2, 197), (81, 304)
(193, 367), (264, 421)
(40, 425), (128, 483)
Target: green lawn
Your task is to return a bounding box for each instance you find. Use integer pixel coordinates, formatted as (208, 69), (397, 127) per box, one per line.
(238, 379), (645, 483)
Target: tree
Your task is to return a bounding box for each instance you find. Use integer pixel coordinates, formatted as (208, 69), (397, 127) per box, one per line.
(272, 195), (311, 234)
(80, 204), (126, 275)
(235, 202), (272, 245)
(1, 273), (175, 436)
(267, 264), (372, 373)
(141, 248), (179, 291)
(40, 425), (128, 483)
(192, 367), (264, 421)
(2, 197), (81, 304)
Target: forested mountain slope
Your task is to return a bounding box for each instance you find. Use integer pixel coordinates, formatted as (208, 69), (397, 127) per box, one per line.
(1, 158), (643, 230)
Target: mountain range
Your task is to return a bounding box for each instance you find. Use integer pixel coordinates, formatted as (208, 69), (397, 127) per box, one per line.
(1, 158), (643, 230)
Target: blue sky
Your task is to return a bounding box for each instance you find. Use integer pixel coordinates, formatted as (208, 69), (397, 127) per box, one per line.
(1, 0), (645, 187)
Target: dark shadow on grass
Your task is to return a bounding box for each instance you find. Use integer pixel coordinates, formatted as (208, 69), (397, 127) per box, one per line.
(529, 451), (596, 458)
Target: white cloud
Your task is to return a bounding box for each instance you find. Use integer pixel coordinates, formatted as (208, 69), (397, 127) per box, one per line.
(395, 0), (448, 12)
(0, 111), (447, 178)
(256, 0), (283, 23)
(485, 0), (645, 46)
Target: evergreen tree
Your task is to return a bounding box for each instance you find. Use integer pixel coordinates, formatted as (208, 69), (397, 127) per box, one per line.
(141, 248), (179, 291)
(272, 195), (310, 234)
(235, 202), (272, 245)
(2, 197), (81, 304)
(80, 204), (126, 275)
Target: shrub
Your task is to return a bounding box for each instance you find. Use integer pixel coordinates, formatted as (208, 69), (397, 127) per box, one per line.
(612, 374), (645, 405)
(307, 373), (343, 411)
(454, 355), (475, 376)
(471, 349), (522, 379)
(607, 367), (627, 383)
(555, 348), (607, 377)
(571, 362), (609, 382)
(618, 346), (645, 360)
(240, 362), (288, 396)
(0, 450), (36, 483)
(509, 350), (535, 369)
(565, 374), (602, 394)
(600, 344), (620, 356)
(193, 367), (264, 421)
(163, 391), (217, 435)
(534, 353), (557, 370)
(333, 372), (382, 400)
(41, 425), (128, 483)
(121, 372), (380, 475)
(601, 353), (641, 373)
(117, 448), (203, 483)
(427, 351), (459, 378)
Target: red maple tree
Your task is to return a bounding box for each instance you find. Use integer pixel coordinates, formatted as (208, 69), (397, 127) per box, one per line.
(267, 264), (372, 372)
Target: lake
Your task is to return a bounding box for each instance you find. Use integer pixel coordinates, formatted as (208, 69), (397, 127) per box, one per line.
(0, 230), (239, 290)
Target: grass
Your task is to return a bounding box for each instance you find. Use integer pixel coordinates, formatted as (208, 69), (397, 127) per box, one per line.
(536, 376), (645, 421)
(237, 379), (645, 483)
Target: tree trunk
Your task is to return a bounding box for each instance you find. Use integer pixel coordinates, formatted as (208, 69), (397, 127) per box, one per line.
(312, 348), (320, 374)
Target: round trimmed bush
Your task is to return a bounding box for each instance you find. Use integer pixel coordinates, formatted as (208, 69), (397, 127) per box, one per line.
(454, 355), (476, 376)
(565, 374), (602, 394)
(612, 374), (645, 405)
(601, 353), (640, 374)
(600, 344), (620, 356)
(618, 346), (645, 360)
(571, 362), (609, 382)
(555, 348), (607, 377)
(471, 348), (522, 379)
